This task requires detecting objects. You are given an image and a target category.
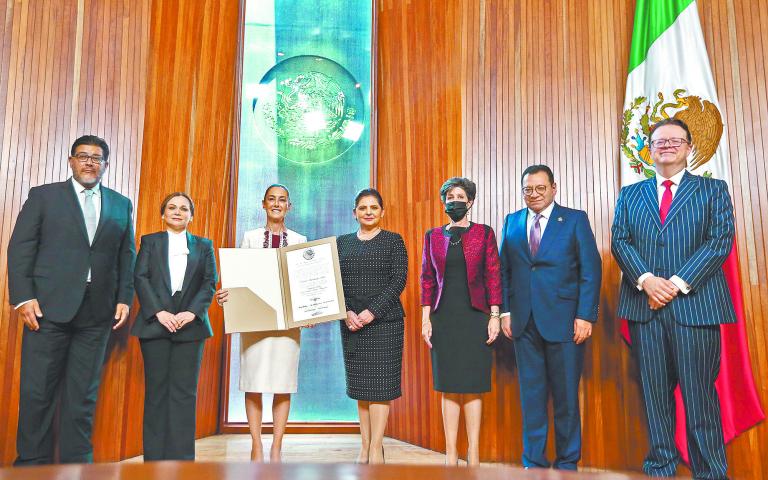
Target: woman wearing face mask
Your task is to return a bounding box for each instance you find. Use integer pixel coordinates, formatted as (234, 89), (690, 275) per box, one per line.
(420, 177), (502, 466)
(215, 184), (306, 462)
(337, 188), (408, 465)
(132, 192), (218, 461)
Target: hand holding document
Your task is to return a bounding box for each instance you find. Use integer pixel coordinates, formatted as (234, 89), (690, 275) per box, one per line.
(219, 237), (346, 333)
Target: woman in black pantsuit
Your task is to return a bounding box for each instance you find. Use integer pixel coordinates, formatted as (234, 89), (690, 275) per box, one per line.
(131, 192), (217, 461)
(337, 188), (408, 465)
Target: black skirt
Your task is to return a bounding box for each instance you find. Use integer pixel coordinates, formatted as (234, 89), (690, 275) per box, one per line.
(340, 318), (404, 401)
(430, 237), (492, 393)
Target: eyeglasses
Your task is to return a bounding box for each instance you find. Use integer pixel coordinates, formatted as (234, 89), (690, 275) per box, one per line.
(70, 153), (106, 165)
(522, 185), (549, 196)
(649, 138), (689, 149)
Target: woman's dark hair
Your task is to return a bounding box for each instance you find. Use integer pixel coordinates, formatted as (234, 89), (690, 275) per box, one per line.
(263, 183), (291, 201)
(160, 192), (195, 217)
(354, 188), (384, 209)
(439, 177), (477, 203)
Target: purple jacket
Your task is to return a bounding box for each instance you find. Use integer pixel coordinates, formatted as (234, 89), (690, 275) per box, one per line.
(420, 223), (502, 313)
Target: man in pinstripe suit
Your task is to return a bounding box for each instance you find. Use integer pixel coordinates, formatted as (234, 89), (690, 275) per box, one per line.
(612, 118), (735, 479)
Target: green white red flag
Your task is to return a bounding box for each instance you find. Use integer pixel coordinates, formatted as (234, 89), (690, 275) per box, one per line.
(619, 0), (764, 464)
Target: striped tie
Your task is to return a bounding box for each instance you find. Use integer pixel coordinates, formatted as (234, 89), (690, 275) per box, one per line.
(84, 189), (98, 244)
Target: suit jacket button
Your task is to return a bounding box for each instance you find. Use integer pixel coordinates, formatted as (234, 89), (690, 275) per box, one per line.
(531, 266), (536, 271)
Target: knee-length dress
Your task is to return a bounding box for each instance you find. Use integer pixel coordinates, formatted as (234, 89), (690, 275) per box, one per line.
(430, 228), (492, 393)
(337, 230), (408, 401)
(238, 227), (306, 393)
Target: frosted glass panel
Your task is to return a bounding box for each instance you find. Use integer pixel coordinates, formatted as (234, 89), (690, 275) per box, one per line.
(228, 0), (372, 423)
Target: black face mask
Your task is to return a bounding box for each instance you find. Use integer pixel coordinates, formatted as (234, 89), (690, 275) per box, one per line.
(445, 201), (469, 222)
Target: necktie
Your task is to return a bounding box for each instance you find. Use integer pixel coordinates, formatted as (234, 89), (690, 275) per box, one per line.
(529, 213), (542, 257)
(659, 179), (674, 225)
(84, 189), (98, 244)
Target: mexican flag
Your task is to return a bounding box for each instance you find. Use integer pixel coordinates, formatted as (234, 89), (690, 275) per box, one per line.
(619, 0), (764, 465)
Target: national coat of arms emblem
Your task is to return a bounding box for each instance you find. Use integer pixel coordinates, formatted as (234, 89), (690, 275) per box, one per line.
(620, 88), (724, 178)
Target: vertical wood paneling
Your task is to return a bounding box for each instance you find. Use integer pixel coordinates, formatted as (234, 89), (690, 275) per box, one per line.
(379, 1), (768, 478)
(0, 0), (240, 464)
(460, 0), (644, 471)
(0, 0), (765, 475)
(127, 0), (241, 459)
(0, 0), (150, 464)
(375, 0), (463, 455)
(376, 0), (460, 458)
(699, 2), (768, 479)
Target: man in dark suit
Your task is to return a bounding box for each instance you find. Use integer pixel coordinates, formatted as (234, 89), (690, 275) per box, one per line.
(612, 118), (734, 479)
(7, 135), (136, 465)
(499, 164), (602, 470)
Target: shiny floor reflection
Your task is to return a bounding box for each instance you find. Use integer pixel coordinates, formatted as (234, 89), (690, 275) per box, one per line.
(122, 434), (462, 465)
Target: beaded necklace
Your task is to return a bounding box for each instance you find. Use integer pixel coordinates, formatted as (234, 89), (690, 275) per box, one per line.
(263, 228), (288, 248)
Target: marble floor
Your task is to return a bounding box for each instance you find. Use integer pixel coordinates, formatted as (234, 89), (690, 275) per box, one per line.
(121, 434), (673, 478)
(123, 434), (463, 465)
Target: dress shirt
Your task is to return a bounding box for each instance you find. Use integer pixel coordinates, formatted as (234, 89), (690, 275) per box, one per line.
(501, 201), (556, 318)
(167, 229), (189, 294)
(636, 169), (691, 294)
(72, 177), (102, 226)
(73, 178), (101, 282)
(526, 201), (555, 244)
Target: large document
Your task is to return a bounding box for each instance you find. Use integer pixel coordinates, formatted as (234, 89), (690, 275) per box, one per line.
(219, 237), (346, 333)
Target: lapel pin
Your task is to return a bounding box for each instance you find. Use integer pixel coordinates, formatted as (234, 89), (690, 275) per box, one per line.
(557, 217), (563, 222)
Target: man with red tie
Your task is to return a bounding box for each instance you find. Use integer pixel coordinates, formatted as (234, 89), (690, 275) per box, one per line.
(612, 118), (735, 479)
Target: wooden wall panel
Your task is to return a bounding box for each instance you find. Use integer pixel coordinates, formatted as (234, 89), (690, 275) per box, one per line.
(378, 1), (768, 478)
(375, 0), (463, 453)
(698, 2), (768, 478)
(0, 0), (240, 464)
(127, 0), (241, 459)
(460, 0), (641, 471)
(0, 0), (150, 464)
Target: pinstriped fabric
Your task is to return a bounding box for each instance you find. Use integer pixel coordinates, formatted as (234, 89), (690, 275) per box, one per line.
(629, 310), (727, 479)
(612, 169), (734, 479)
(611, 171), (736, 326)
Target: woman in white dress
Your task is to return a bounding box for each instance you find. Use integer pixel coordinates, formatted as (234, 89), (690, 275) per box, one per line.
(217, 184), (306, 462)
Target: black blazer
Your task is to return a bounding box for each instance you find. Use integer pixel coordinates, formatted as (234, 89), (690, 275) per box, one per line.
(7, 180), (136, 323)
(131, 231), (217, 341)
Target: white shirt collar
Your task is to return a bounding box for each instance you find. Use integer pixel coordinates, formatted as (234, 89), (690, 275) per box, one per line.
(656, 169), (687, 188)
(71, 177), (100, 195)
(167, 229), (189, 254)
(528, 201), (556, 219)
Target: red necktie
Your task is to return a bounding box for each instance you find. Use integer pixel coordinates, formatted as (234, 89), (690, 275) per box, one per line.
(659, 179), (674, 224)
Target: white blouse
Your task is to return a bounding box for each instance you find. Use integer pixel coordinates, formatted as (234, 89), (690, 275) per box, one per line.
(167, 230), (189, 293)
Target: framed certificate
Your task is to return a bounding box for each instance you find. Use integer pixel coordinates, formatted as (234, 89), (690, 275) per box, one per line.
(219, 237), (346, 333)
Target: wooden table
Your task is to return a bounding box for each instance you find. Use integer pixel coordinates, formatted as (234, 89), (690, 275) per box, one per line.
(0, 462), (650, 479)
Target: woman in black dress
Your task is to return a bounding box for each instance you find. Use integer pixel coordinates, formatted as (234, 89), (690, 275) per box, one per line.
(420, 177), (502, 466)
(337, 188), (408, 464)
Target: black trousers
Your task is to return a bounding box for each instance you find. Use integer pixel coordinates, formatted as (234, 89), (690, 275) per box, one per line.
(139, 337), (204, 461)
(15, 287), (112, 465)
